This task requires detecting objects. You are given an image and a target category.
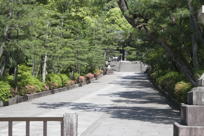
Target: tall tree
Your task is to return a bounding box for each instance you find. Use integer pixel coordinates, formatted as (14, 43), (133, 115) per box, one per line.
(117, 0), (200, 86)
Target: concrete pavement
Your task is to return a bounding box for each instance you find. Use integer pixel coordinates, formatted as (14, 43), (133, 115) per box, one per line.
(0, 62), (179, 136)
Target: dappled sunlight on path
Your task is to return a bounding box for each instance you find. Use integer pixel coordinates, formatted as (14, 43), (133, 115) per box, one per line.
(0, 71), (179, 136)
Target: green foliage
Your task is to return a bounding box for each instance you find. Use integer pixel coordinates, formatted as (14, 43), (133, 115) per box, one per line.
(156, 71), (183, 94)
(4, 75), (14, 87)
(59, 74), (70, 86)
(18, 65), (45, 95)
(119, 0), (204, 87)
(73, 73), (80, 80)
(0, 0), (132, 97)
(46, 74), (62, 89)
(150, 70), (166, 81)
(94, 69), (102, 75)
(150, 69), (192, 103)
(175, 81), (192, 103)
(0, 81), (12, 102)
(0, 0), (128, 79)
(123, 0), (201, 103)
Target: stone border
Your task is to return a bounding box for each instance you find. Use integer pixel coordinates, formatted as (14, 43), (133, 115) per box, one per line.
(0, 74), (104, 107)
(174, 122), (204, 136)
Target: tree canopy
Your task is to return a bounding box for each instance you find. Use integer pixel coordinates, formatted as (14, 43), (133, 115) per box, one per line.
(118, 0), (204, 86)
(0, 0), (132, 101)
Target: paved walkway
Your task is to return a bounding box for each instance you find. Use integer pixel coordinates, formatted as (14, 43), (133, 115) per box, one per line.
(0, 70), (179, 136)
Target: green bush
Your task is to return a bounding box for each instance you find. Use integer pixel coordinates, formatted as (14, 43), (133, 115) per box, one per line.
(175, 81), (192, 103)
(59, 74), (70, 86)
(18, 76), (45, 95)
(156, 71), (183, 94)
(46, 74), (62, 89)
(150, 70), (166, 80)
(0, 81), (12, 102)
(5, 75), (14, 87)
(18, 65), (45, 95)
(73, 73), (80, 80)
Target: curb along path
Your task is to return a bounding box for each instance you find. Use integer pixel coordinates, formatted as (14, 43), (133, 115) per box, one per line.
(0, 75), (103, 107)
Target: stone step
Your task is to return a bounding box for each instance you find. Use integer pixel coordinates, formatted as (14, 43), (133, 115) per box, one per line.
(181, 104), (204, 126)
(174, 122), (204, 136)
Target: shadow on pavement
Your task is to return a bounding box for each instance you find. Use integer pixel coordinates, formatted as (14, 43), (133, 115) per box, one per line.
(110, 90), (167, 105)
(110, 80), (153, 88)
(109, 74), (153, 88)
(35, 101), (179, 124)
(34, 73), (179, 125)
(108, 106), (179, 124)
(121, 74), (147, 80)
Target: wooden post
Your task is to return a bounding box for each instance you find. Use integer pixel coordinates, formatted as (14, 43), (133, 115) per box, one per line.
(8, 121), (12, 136)
(26, 121), (30, 136)
(43, 121), (47, 136)
(63, 113), (78, 136)
(61, 121), (64, 136)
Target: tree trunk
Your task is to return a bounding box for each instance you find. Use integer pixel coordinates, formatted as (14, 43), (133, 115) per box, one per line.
(14, 65), (18, 91)
(0, 45), (5, 77)
(188, 0), (204, 46)
(118, 0), (137, 28)
(158, 39), (197, 86)
(32, 58), (35, 76)
(0, 57), (6, 77)
(192, 34), (199, 70)
(0, 45), (4, 58)
(42, 54), (47, 83)
(187, 0), (202, 71)
(104, 50), (107, 60)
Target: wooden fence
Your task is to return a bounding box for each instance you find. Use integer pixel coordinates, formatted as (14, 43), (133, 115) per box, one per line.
(0, 113), (78, 136)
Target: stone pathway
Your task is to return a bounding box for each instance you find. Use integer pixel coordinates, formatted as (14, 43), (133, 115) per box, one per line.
(0, 64), (179, 136)
(80, 72), (180, 136)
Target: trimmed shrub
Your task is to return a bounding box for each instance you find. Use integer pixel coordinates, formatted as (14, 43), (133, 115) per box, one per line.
(156, 72), (183, 94)
(0, 81), (12, 102)
(73, 73), (80, 80)
(94, 69), (101, 74)
(66, 80), (76, 86)
(59, 74), (70, 86)
(85, 73), (94, 80)
(94, 69), (102, 78)
(46, 74), (62, 89)
(20, 85), (39, 94)
(18, 65), (45, 95)
(175, 81), (192, 103)
(150, 70), (166, 81)
(78, 76), (86, 83)
(5, 75), (14, 87)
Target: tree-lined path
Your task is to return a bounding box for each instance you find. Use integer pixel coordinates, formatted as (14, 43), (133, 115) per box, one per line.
(0, 62), (179, 136)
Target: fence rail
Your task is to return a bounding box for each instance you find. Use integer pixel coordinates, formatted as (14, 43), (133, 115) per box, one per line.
(0, 113), (78, 136)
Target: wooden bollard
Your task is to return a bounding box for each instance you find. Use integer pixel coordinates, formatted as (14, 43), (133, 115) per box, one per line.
(63, 113), (78, 136)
